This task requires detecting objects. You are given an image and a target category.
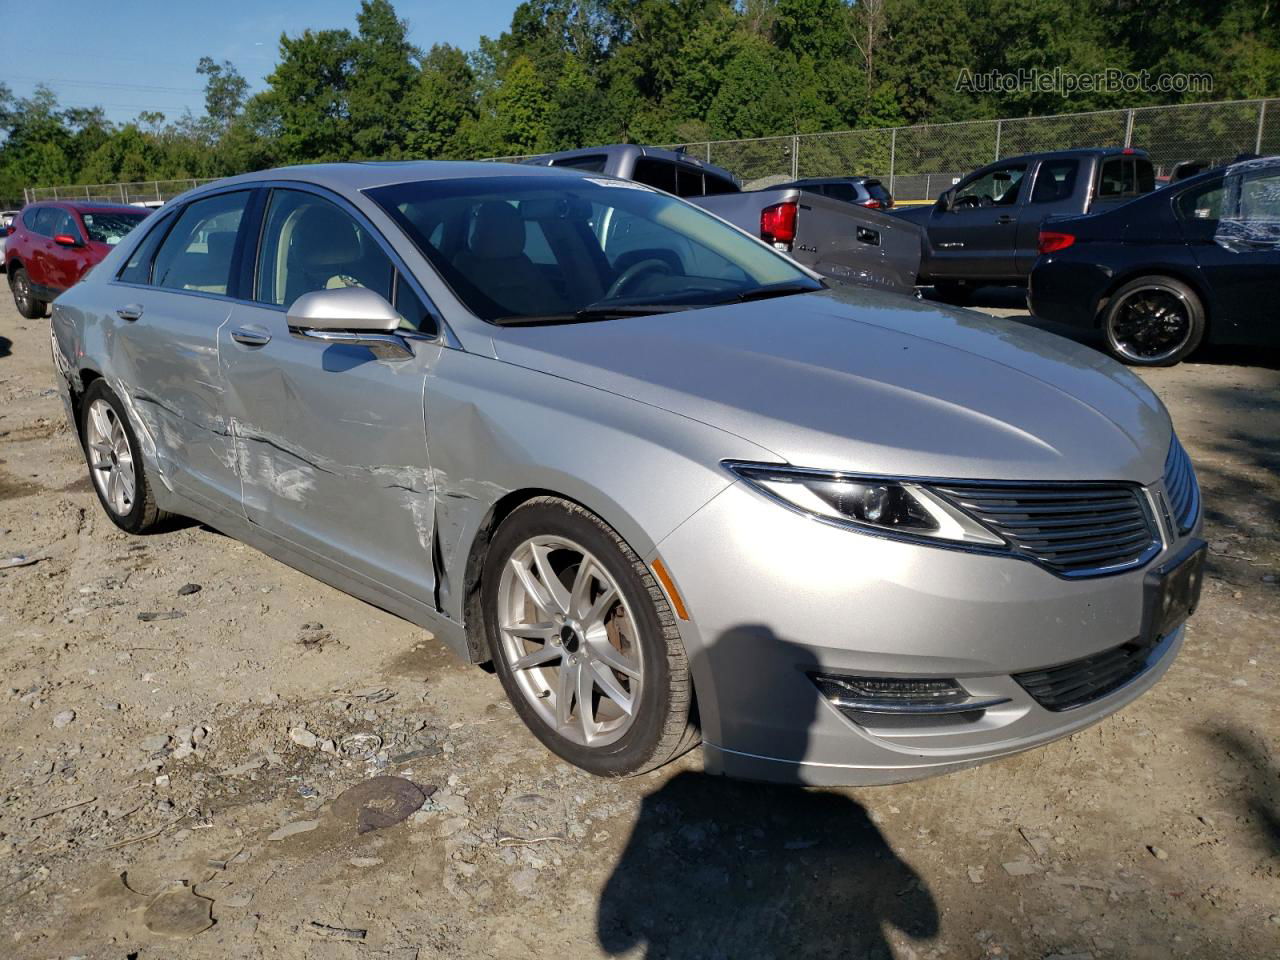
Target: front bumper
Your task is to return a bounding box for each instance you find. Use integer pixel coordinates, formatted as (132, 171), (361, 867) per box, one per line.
(656, 480), (1195, 786)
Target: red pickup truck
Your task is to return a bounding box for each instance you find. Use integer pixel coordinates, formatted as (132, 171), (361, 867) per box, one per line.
(5, 201), (149, 318)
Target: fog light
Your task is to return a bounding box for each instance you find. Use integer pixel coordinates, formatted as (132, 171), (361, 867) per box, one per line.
(811, 673), (1010, 717)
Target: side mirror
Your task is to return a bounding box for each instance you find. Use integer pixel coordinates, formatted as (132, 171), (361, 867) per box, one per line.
(939, 189), (954, 212)
(286, 286), (411, 360)
(54, 233), (81, 247)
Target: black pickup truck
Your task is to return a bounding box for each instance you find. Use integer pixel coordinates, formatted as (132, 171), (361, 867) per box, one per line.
(894, 147), (1157, 302)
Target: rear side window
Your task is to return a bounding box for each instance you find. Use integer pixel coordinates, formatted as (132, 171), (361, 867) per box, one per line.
(1175, 178), (1225, 223)
(825, 182), (858, 203)
(1098, 157), (1153, 198)
(632, 158), (678, 194)
(1030, 160), (1079, 204)
(703, 173), (738, 195)
(118, 211), (177, 284)
(151, 191), (249, 296)
(551, 154), (608, 173)
(28, 208), (58, 236)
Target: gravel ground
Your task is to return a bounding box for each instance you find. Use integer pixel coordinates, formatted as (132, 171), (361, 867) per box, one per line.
(1, 290), (1277, 960)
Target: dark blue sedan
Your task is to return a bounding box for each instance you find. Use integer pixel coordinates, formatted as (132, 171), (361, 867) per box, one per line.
(1029, 156), (1280, 365)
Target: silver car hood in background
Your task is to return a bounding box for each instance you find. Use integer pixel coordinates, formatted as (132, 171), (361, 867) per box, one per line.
(490, 288), (1172, 483)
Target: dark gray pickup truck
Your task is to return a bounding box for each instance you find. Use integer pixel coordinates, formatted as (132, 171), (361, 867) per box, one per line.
(894, 147), (1157, 302)
(522, 144), (922, 295)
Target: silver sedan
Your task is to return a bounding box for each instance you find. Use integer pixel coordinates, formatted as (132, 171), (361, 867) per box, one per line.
(49, 162), (1204, 784)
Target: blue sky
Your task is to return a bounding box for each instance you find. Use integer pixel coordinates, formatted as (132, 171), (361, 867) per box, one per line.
(2, 0), (517, 124)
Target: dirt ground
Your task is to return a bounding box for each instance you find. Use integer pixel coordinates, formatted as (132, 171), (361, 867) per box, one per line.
(1, 289), (1277, 960)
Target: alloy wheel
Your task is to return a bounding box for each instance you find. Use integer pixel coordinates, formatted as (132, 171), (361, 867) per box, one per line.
(1109, 288), (1193, 363)
(496, 535), (643, 747)
(85, 398), (136, 517)
(13, 272), (31, 312)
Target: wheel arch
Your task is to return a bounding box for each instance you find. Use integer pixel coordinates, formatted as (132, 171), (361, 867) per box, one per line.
(459, 485), (657, 665)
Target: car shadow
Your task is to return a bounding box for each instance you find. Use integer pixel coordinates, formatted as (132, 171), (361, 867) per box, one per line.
(1197, 726), (1279, 857)
(597, 626), (939, 959)
(0, 335), (12, 359)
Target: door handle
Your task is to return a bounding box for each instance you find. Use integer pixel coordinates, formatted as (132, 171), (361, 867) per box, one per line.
(116, 304), (143, 321)
(995, 215), (1014, 224)
(231, 327), (272, 347)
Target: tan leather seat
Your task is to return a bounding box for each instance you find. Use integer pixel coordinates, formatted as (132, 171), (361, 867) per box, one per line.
(452, 202), (565, 316)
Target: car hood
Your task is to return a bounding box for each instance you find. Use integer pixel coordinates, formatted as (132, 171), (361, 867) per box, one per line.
(489, 288), (1172, 483)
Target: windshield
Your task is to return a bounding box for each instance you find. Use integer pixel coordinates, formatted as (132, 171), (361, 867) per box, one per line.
(366, 175), (819, 322)
(82, 211), (147, 245)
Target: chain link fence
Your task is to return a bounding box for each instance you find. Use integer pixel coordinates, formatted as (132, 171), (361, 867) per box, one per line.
(24, 97), (1280, 206)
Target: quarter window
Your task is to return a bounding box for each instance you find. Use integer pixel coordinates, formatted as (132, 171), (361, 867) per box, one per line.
(255, 189), (393, 308)
(151, 191), (249, 296)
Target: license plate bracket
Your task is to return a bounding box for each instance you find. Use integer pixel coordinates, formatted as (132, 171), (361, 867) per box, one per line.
(1140, 539), (1206, 644)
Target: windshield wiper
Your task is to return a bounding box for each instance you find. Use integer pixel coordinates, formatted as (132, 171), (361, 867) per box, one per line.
(725, 281), (824, 304)
(491, 303), (690, 326)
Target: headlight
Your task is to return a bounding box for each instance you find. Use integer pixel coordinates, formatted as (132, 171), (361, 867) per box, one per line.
(725, 461), (1006, 547)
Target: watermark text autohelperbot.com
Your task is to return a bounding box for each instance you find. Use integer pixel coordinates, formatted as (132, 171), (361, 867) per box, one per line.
(956, 67), (1213, 97)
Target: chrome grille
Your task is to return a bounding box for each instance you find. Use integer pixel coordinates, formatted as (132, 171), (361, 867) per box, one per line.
(933, 483), (1160, 577)
(1164, 437), (1199, 535)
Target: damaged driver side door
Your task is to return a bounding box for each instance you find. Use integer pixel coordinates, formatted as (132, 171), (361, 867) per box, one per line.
(219, 186), (445, 606)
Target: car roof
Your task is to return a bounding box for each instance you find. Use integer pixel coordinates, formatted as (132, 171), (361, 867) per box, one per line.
(523, 144), (741, 185)
(994, 147), (1151, 166)
(176, 160), (599, 202)
(788, 177), (879, 186)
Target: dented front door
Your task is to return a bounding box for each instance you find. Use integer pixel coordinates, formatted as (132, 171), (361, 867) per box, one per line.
(219, 301), (440, 603)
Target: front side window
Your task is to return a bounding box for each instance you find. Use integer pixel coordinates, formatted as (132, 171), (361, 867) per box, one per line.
(367, 175), (818, 323)
(951, 164), (1026, 209)
(151, 191), (249, 295)
(256, 189), (394, 308)
(50, 210), (81, 241)
(82, 211), (147, 245)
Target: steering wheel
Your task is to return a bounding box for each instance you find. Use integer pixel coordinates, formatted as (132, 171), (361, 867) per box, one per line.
(979, 195), (994, 207)
(952, 195), (980, 210)
(606, 258), (672, 300)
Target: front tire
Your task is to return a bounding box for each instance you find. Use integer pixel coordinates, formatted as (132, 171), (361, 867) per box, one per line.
(79, 380), (167, 533)
(11, 267), (47, 319)
(483, 497), (696, 777)
(931, 280), (972, 305)
(1102, 276), (1205, 366)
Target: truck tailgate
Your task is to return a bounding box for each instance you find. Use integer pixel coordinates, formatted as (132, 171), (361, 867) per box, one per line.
(693, 188), (922, 295)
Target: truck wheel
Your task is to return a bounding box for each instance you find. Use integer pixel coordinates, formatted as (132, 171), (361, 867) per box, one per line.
(483, 497), (697, 777)
(931, 280), (972, 305)
(79, 379), (168, 533)
(10, 267), (47, 319)
(1102, 276), (1205, 366)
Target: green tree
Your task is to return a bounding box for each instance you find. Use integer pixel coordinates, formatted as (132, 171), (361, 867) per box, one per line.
(405, 44), (477, 158)
(348, 0), (419, 158)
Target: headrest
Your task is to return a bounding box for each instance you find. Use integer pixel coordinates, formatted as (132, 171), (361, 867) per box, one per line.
(467, 201), (525, 259)
(292, 204), (361, 266)
(205, 230), (236, 262)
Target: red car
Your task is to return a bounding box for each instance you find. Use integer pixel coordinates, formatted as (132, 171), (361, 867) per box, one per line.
(5, 201), (150, 318)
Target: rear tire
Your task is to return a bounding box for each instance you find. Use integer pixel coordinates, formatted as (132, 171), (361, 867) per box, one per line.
(78, 380), (168, 534)
(1102, 276), (1205, 366)
(483, 497), (696, 777)
(10, 267), (47, 319)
